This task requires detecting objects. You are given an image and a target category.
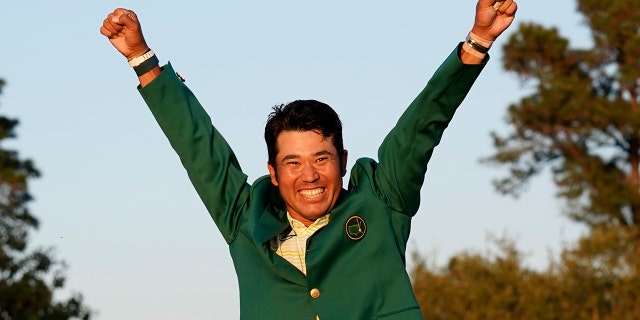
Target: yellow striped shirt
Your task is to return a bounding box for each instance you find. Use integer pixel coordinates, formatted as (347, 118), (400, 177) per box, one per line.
(271, 213), (330, 275)
(271, 213), (329, 320)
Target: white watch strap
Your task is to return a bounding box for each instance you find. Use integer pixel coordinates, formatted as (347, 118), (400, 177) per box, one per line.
(128, 50), (155, 67)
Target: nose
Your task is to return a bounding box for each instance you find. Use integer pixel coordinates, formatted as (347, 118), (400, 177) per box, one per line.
(301, 163), (320, 182)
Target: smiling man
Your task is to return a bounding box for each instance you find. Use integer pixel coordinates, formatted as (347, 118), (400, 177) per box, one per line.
(265, 101), (348, 227)
(100, 0), (517, 319)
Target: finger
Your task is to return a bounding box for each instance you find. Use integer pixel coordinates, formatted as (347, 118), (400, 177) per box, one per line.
(503, 1), (518, 15)
(112, 8), (135, 19)
(479, 0), (500, 10)
(495, 0), (515, 14)
(102, 15), (124, 35)
(99, 25), (114, 37)
(112, 9), (139, 27)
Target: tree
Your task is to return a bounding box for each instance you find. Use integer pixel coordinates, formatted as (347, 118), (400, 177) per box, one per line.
(478, 1), (640, 315)
(411, 2), (640, 318)
(411, 235), (573, 320)
(411, 231), (640, 319)
(483, 0), (640, 229)
(550, 224), (640, 319)
(0, 79), (92, 319)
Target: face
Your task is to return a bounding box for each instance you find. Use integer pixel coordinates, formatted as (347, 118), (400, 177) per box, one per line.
(268, 130), (348, 226)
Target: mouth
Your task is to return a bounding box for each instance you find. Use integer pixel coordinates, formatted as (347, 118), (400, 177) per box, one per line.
(299, 188), (324, 199)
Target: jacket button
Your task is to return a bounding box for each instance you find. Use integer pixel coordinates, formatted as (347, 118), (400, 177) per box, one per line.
(310, 288), (320, 299)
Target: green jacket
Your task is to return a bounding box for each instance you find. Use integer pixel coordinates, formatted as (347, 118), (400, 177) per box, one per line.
(139, 44), (485, 319)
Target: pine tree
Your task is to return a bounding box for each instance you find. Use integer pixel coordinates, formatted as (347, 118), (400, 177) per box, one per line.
(484, 0), (640, 228)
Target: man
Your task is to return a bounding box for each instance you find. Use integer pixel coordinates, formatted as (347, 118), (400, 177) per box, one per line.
(100, 1), (517, 318)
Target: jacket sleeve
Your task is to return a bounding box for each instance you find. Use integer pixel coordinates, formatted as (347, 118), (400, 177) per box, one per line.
(376, 44), (487, 216)
(138, 63), (249, 243)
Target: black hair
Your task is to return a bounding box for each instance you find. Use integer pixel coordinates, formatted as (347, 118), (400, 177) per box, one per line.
(265, 99), (344, 167)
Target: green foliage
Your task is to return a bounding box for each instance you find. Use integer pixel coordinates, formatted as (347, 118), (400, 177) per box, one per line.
(482, 0), (640, 227)
(411, 231), (640, 319)
(0, 79), (92, 319)
(412, 236), (538, 320)
(552, 225), (640, 319)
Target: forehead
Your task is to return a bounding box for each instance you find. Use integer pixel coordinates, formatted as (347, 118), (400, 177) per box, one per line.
(275, 130), (336, 156)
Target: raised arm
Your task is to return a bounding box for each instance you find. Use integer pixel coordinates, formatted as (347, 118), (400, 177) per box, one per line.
(99, 8), (161, 87)
(99, 8), (251, 243)
(370, 0), (517, 215)
(460, 0), (518, 64)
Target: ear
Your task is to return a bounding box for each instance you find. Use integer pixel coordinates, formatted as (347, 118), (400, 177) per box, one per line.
(341, 149), (349, 177)
(267, 162), (279, 186)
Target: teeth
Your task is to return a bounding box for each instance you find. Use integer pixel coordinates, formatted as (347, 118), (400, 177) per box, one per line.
(300, 188), (323, 198)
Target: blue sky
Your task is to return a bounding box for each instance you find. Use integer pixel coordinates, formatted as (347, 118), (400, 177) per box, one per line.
(3, 1), (591, 319)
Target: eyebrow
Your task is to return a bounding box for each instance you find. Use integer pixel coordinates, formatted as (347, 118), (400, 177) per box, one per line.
(280, 150), (334, 163)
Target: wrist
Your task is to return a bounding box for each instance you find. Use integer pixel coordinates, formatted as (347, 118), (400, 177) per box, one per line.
(125, 47), (151, 63)
(468, 31), (494, 48)
(128, 49), (154, 67)
(464, 31), (494, 56)
(128, 49), (159, 77)
(462, 41), (486, 60)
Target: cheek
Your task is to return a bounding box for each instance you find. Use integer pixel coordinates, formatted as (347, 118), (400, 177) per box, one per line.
(274, 168), (297, 187)
(319, 165), (343, 182)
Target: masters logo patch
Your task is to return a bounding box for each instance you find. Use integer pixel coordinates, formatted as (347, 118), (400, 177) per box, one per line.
(345, 215), (366, 241)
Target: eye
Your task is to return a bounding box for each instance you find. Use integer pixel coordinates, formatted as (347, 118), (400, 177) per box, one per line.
(316, 157), (328, 163)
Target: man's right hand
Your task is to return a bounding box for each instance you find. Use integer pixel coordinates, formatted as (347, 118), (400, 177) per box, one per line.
(100, 8), (150, 61)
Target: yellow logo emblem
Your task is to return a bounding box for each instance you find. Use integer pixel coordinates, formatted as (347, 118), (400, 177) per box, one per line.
(345, 216), (366, 241)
